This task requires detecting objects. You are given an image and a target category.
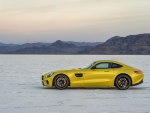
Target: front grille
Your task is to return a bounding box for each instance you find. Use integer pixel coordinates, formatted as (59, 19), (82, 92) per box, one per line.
(42, 76), (44, 80)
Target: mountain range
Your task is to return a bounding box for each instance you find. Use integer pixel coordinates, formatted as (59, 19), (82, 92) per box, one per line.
(0, 41), (102, 54)
(0, 33), (150, 54)
(80, 33), (150, 54)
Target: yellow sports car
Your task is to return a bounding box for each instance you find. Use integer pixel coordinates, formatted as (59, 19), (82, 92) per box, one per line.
(42, 60), (144, 90)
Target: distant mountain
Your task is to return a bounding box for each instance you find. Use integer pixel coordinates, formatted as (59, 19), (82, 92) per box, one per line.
(0, 42), (17, 47)
(52, 40), (77, 48)
(0, 42), (51, 54)
(80, 33), (150, 54)
(1, 34), (150, 54)
(64, 41), (103, 46)
(7, 40), (84, 54)
(17, 42), (51, 48)
(0, 41), (102, 48)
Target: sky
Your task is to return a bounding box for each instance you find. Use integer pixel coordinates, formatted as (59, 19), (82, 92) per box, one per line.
(0, 0), (150, 44)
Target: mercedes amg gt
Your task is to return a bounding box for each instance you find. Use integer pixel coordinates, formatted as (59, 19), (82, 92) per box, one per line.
(42, 60), (144, 90)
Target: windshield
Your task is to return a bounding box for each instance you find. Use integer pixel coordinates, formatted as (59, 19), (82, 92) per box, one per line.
(83, 61), (96, 69)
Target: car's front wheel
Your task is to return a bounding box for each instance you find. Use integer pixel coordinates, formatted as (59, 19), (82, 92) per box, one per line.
(54, 75), (69, 90)
(115, 74), (131, 90)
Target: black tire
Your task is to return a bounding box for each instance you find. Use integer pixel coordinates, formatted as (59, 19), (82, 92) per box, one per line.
(115, 74), (131, 90)
(54, 75), (69, 90)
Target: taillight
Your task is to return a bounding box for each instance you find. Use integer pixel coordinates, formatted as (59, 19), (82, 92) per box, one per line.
(134, 70), (143, 74)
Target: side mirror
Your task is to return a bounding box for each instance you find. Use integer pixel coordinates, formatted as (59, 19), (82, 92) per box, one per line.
(91, 66), (96, 69)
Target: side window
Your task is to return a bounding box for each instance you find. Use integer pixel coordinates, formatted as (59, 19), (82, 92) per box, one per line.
(111, 63), (122, 68)
(95, 63), (110, 69)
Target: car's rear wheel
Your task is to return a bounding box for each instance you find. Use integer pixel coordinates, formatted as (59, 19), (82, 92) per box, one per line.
(115, 74), (131, 90)
(54, 75), (69, 90)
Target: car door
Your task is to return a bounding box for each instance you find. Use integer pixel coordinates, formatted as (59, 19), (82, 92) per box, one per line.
(84, 62), (114, 86)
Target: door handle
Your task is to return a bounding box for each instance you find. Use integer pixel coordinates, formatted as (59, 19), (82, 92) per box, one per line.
(104, 71), (109, 72)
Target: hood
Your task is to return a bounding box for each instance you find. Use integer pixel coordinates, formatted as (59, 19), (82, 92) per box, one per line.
(53, 68), (82, 73)
(43, 68), (83, 76)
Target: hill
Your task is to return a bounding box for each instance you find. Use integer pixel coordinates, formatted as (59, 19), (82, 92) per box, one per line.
(6, 40), (84, 54)
(1, 33), (150, 54)
(80, 33), (150, 54)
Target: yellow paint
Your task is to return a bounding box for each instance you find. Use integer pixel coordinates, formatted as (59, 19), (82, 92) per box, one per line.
(42, 60), (144, 88)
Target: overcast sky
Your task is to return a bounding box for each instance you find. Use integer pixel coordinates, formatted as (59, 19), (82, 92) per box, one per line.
(0, 0), (150, 44)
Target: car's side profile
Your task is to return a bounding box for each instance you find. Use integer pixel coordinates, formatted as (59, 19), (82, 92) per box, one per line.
(42, 60), (144, 90)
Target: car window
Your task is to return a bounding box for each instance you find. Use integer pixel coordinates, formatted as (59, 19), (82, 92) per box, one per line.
(95, 63), (110, 69)
(111, 63), (122, 68)
(84, 61), (97, 69)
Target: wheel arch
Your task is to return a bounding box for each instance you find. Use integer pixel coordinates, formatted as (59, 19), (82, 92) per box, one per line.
(114, 73), (132, 86)
(52, 74), (70, 86)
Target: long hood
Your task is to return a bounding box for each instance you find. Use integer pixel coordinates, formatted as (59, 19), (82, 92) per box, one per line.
(53, 68), (82, 73)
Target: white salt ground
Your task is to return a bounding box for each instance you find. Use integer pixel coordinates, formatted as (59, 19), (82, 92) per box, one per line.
(0, 55), (150, 113)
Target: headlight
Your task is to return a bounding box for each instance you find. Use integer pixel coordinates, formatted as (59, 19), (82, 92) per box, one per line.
(46, 72), (54, 78)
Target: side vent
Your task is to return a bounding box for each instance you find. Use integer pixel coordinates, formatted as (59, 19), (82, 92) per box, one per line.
(75, 73), (83, 77)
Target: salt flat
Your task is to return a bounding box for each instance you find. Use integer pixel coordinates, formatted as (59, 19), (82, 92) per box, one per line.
(0, 55), (150, 113)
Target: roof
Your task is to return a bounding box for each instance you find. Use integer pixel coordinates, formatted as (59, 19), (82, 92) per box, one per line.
(95, 60), (119, 62)
(95, 60), (125, 65)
